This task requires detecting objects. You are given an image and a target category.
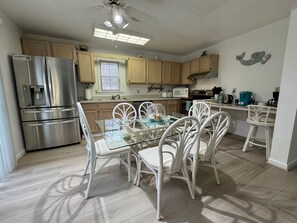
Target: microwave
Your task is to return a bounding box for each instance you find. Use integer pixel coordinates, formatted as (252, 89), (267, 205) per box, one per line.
(173, 87), (189, 98)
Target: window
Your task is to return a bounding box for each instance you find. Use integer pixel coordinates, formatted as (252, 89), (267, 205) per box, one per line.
(100, 61), (120, 91)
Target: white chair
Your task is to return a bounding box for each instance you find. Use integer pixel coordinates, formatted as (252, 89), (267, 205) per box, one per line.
(138, 101), (153, 120)
(77, 102), (132, 199)
(188, 101), (211, 124)
(188, 111), (231, 192)
(243, 105), (277, 159)
(136, 116), (200, 220)
(112, 102), (137, 124)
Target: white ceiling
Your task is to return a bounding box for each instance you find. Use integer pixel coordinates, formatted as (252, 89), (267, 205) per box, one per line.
(0, 0), (297, 55)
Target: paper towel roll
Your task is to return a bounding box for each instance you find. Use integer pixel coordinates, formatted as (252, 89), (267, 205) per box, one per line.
(85, 89), (92, 100)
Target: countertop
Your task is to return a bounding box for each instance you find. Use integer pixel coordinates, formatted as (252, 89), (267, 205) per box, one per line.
(80, 97), (180, 104)
(207, 101), (248, 111)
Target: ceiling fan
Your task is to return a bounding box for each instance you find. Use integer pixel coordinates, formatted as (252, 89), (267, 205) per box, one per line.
(93, 0), (158, 34)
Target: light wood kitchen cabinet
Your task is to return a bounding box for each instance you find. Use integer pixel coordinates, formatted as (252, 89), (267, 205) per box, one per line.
(190, 58), (200, 74)
(77, 51), (95, 83)
(171, 62), (180, 85)
(152, 100), (180, 114)
(146, 59), (162, 84)
(199, 54), (219, 73)
(153, 100), (167, 108)
(167, 100), (180, 113)
(81, 102), (120, 133)
(180, 61), (196, 85)
(127, 57), (146, 84)
(21, 38), (52, 56)
(81, 103), (99, 133)
(98, 102), (119, 120)
(51, 42), (77, 63)
(161, 61), (172, 84)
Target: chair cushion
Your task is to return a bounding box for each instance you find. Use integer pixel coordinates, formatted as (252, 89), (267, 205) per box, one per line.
(138, 145), (176, 170)
(188, 140), (208, 158)
(95, 139), (131, 156)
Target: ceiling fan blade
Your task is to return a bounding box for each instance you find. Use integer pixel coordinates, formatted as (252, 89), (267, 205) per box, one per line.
(125, 6), (158, 24)
(119, 8), (132, 22)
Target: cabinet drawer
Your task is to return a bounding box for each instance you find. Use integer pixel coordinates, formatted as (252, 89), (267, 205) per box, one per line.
(98, 102), (118, 110)
(81, 103), (98, 110)
(167, 100), (179, 105)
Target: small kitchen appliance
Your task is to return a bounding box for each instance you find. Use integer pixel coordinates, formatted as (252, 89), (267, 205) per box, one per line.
(267, 91), (279, 107)
(239, 91), (253, 106)
(223, 94), (234, 104)
(173, 87), (189, 98)
(161, 92), (167, 98)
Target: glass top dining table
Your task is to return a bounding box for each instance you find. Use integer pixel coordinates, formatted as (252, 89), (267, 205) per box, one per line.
(95, 113), (185, 150)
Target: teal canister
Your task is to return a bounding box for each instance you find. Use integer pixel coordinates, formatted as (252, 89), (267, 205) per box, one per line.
(218, 92), (224, 103)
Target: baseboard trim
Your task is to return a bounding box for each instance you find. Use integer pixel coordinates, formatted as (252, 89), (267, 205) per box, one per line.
(16, 149), (26, 161)
(287, 158), (297, 171)
(267, 158), (288, 171)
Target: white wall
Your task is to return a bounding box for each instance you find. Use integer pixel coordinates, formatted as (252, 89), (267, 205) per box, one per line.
(183, 19), (289, 137)
(0, 10), (25, 159)
(185, 18), (289, 100)
(269, 9), (297, 170)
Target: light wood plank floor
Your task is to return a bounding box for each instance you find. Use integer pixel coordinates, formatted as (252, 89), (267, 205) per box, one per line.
(1, 134), (297, 223)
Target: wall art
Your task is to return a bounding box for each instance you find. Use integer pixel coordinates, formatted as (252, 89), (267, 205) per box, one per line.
(236, 51), (271, 65)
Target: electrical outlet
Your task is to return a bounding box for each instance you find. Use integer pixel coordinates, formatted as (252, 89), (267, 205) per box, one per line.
(232, 88), (236, 93)
(137, 89), (140, 94)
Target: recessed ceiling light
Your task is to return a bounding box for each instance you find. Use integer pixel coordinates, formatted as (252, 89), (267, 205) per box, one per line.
(94, 27), (151, 45)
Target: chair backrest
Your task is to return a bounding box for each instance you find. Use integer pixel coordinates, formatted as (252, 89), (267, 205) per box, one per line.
(188, 101), (211, 125)
(77, 102), (95, 157)
(158, 116), (200, 174)
(138, 101), (153, 120)
(200, 111), (231, 161)
(247, 105), (276, 126)
(112, 102), (137, 124)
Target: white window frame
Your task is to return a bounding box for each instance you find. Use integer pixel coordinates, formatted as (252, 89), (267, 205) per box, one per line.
(99, 61), (120, 92)
(93, 57), (126, 95)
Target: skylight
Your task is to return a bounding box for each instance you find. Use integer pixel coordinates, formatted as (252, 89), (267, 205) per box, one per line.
(94, 28), (150, 45)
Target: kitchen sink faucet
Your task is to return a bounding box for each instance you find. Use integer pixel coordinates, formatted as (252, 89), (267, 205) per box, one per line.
(111, 94), (120, 100)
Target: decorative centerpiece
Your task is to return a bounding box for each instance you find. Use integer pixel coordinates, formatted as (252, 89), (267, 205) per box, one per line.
(147, 103), (166, 122)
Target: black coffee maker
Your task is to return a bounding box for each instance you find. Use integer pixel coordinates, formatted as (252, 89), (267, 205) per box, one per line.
(267, 92), (279, 107)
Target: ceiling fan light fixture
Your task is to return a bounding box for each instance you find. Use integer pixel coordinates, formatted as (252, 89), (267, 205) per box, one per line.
(122, 22), (129, 29)
(114, 14), (123, 24)
(104, 20), (113, 28)
(112, 6), (123, 24)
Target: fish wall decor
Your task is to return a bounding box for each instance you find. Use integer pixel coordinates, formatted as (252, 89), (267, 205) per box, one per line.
(236, 51), (271, 65)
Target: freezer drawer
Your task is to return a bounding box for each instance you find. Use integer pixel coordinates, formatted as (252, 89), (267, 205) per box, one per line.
(22, 118), (81, 151)
(21, 107), (78, 121)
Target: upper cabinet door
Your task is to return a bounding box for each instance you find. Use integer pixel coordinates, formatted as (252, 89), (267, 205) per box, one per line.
(127, 57), (146, 84)
(146, 59), (162, 84)
(181, 61), (196, 85)
(199, 54), (219, 73)
(190, 58), (200, 74)
(77, 51), (95, 83)
(21, 38), (52, 56)
(51, 43), (77, 64)
(171, 62), (180, 85)
(162, 61), (172, 84)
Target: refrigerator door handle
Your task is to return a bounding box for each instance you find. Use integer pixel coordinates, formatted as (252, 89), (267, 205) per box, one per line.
(47, 59), (55, 106)
(24, 119), (78, 127)
(22, 107), (77, 114)
(61, 108), (77, 112)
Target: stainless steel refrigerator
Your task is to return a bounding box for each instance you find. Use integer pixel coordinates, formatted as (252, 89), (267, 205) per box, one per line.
(12, 55), (81, 151)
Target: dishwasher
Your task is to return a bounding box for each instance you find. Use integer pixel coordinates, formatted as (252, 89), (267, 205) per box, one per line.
(132, 100), (153, 117)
